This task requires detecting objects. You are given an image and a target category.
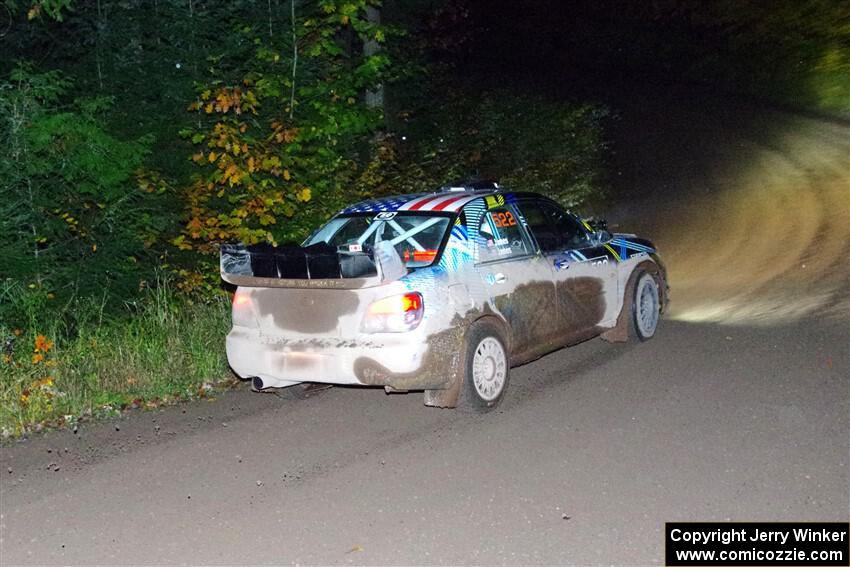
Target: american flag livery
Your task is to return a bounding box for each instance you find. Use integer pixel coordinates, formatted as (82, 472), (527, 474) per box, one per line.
(341, 194), (426, 214)
(398, 192), (495, 212)
(340, 191), (500, 215)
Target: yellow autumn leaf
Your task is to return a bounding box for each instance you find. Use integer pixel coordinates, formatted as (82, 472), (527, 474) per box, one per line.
(204, 102), (214, 114)
(208, 152), (218, 163)
(297, 188), (312, 202)
(173, 235), (193, 251)
(283, 169), (291, 181)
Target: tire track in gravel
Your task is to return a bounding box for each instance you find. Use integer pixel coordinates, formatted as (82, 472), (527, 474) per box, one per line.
(604, 96), (849, 326)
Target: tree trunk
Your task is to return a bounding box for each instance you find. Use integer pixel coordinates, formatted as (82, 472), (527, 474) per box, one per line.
(363, 5), (383, 110)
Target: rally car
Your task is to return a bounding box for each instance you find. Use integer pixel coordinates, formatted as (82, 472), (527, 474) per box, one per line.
(221, 182), (668, 411)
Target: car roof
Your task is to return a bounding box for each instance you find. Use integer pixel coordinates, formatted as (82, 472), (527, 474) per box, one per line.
(340, 189), (504, 215)
(338, 182), (571, 216)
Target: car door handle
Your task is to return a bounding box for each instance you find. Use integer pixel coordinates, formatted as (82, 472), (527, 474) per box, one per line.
(493, 273), (507, 284)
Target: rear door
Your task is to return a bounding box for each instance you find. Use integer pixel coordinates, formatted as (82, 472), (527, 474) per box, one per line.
(467, 198), (559, 358)
(516, 198), (618, 339)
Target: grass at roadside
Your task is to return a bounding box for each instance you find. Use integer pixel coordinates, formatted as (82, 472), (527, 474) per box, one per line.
(0, 281), (233, 438)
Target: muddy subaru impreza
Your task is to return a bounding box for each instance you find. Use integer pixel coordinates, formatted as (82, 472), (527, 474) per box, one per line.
(221, 182), (668, 411)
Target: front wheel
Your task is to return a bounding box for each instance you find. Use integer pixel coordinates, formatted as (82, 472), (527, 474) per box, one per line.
(631, 271), (661, 341)
(459, 321), (509, 412)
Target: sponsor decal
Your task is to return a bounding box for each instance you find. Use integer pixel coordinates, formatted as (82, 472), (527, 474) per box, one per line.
(485, 194), (506, 209)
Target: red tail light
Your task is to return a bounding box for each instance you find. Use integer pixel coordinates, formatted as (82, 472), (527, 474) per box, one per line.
(403, 249), (438, 263)
(231, 290), (258, 328)
(412, 249), (438, 262)
(363, 292), (424, 333)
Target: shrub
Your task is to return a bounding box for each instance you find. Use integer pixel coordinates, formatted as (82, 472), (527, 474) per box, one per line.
(0, 278), (231, 437)
(0, 64), (171, 327)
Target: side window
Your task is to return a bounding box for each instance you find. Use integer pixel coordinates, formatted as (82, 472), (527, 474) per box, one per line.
(517, 201), (560, 252)
(518, 200), (589, 252)
(475, 206), (533, 263)
(545, 206), (590, 249)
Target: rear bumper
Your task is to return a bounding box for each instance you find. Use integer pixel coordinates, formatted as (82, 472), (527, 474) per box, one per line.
(226, 326), (443, 389)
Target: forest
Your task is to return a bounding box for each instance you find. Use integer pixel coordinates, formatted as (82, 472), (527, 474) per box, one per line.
(2, 0), (847, 436)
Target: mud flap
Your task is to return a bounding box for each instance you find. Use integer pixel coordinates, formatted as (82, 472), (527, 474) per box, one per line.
(423, 314), (510, 408)
(421, 337), (467, 408)
(423, 374), (463, 408)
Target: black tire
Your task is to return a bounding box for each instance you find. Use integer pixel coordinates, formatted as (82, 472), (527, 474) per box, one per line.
(629, 270), (661, 341)
(458, 320), (510, 412)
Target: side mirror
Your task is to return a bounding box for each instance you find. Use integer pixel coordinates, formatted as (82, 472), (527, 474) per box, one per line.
(586, 218), (612, 244)
(586, 217), (609, 233)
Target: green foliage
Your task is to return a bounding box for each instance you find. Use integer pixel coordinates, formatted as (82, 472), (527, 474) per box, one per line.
(359, 88), (609, 208)
(175, 0), (397, 290)
(0, 277), (232, 437)
(0, 64), (169, 327)
(3, 0), (72, 21)
(591, 0), (850, 114)
(463, 93), (608, 207)
(676, 0), (850, 112)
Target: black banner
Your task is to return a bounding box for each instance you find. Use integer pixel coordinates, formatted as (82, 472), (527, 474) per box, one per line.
(666, 522), (849, 566)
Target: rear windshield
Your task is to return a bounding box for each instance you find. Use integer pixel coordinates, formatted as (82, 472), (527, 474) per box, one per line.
(305, 213), (452, 268)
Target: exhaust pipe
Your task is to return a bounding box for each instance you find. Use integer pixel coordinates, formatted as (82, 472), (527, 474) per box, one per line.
(250, 376), (301, 391)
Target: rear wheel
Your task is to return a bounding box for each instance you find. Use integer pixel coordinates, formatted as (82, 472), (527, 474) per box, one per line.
(459, 321), (509, 411)
(631, 271), (660, 341)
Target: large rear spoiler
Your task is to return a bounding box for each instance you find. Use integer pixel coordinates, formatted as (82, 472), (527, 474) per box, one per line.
(220, 241), (405, 289)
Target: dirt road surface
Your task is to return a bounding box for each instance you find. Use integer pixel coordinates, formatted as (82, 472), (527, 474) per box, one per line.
(2, 92), (848, 565)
